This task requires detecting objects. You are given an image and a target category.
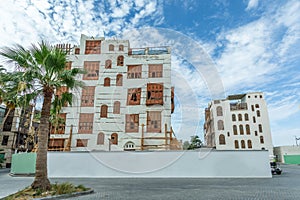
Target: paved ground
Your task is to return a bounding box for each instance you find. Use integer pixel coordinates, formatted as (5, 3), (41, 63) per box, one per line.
(1, 164), (300, 200)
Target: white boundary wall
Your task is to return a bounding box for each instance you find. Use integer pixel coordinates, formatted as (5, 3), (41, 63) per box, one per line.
(48, 149), (271, 178)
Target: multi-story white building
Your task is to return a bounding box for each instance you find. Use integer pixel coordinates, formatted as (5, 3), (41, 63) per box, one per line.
(49, 34), (178, 151)
(204, 92), (273, 156)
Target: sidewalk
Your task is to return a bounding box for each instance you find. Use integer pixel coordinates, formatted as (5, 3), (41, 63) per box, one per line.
(0, 168), (33, 198)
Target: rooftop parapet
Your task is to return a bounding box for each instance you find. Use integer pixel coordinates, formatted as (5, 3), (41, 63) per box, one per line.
(128, 47), (170, 55)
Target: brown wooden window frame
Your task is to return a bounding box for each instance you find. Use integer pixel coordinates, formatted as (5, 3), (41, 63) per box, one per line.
(246, 124), (250, 135)
(219, 134), (226, 145)
(248, 140), (252, 148)
(105, 60), (112, 69)
(78, 113), (94, 134)
(111, 133), (118, 145)
(238, 114), (243, 121)
(148, 64), (163, 78)
(109, 44), (114, 51)
(146, 83), (164, 105)
(101, 105), (108, 118)
(257, 110), (261, 117)
(76, 139), (88, 147)
(104, 77), (110, 87)
(241, 140), (246, 149)
(97, 132), (105, 145)
(116, 74), (123, 86)
(81, 86), (95, 107)
(260, 136), (264, 144)
(217, 120), (224, 130)
(127, 88), (141, 105)
(232, 114), (236, 121)
(244, 113), (249, 121)
(125, 114), (139, 133)
(119, 45), (124, 51)
(85, 40), (101, 54)
(83, 61), (100, 80)
(127, 65), (142, 79)
(234, 140), (239, 149)
(233, 125), (237, 135)
(117, 55), (124, 66)
(147, 111), (161, 133)
(113, 101), (121, 114)
(75, 48), (80, 54)
(258, 124), (263, 133)
(239, 124), (244, 135)
(216, 106), (223, 116)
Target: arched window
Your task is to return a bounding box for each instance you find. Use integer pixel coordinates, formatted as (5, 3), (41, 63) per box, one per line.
(117, 55), (124, 66)
(246, 124), (250, 135)
(105, 60), (112, 69)
(111, 133), (118, 145)
(260, 136), (264, 144)
(124, 141), (135, 151)
(233, 125), (237, 135)
(116, 74), (123, 86)
(238, 114), (242, 121)
(104, 77), (110, 87)
(244, 113), (249, 121)
(234, 140), (239, 149)
(247, 140), (252, 149)
(219, 134), (225, 145)
(255, 104), (259, 108)
(100, 105), (108, 118)
(251, 105), (254, 111)
(113, 101), (120, 114)
(257, 110), (261, 117)
(239, 125), (244, 135)
(216, 106), (223, 116)
(232, 114), (236, 121)
(241, 140), (246, 149)
(119, 45), (124, 51)
(253, 116), (256, 123)
(109, 44), (114, 51)
(97, 132), (104, 145)
(217, 120), (224, 130)
(258, 124), (263, 132)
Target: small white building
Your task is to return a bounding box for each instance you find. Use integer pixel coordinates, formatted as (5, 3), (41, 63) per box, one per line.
(204, 92), (273, 156)
(49, 34), (179, 151)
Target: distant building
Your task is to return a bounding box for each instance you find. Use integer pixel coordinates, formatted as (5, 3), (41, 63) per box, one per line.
(274, 146), (300, 164)
(49, 34), (180, 151)
(204, 92), (273, 156)
(0, 105), (37, 168)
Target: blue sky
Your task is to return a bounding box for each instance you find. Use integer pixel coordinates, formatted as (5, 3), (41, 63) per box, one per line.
(0, 0), (299, 146)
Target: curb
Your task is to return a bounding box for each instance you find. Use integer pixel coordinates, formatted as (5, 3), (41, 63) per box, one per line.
(34, 189), (94, 200)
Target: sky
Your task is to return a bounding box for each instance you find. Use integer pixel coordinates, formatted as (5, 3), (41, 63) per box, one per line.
(0, 0), (299, 146)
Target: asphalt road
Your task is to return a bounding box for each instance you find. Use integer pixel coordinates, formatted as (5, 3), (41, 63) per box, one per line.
(1, 164), (300, 200)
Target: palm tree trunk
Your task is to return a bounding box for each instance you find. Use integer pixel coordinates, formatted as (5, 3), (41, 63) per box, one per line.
(31, 87), (52, 190)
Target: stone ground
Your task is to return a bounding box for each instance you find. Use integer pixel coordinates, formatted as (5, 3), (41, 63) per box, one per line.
(1, 164), (300, 200)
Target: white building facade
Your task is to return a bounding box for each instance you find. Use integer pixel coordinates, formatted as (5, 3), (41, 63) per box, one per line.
(204, 93), (273, 156)
(49, 34), (176, 151)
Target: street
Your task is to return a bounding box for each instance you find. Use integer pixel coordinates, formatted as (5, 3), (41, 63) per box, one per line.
(1, 164), (300, 200)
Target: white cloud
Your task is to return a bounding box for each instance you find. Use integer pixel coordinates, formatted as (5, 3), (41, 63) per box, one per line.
(246, 0), (259, 11)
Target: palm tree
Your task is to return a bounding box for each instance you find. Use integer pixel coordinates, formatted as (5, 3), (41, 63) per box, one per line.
(0, 42), (84, 190)
(50, 91), (73, 135)
(0, 70), (32, 132)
